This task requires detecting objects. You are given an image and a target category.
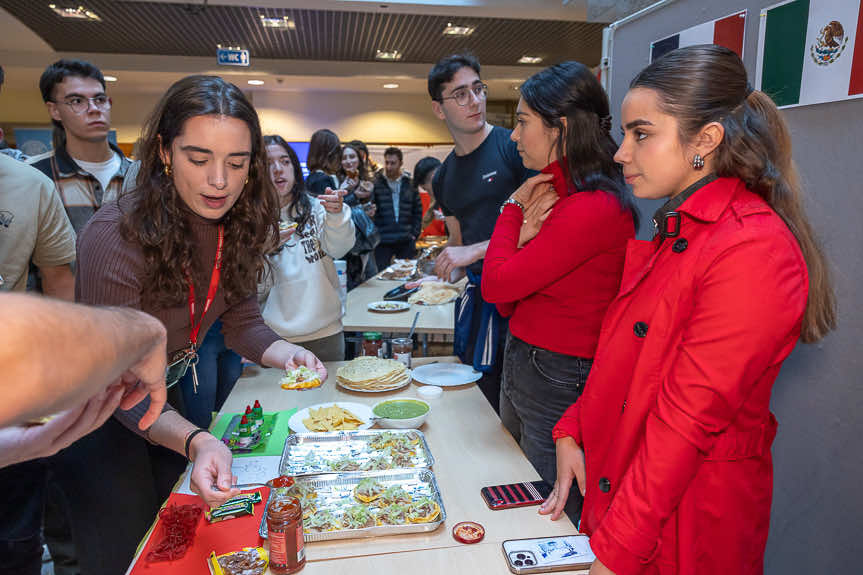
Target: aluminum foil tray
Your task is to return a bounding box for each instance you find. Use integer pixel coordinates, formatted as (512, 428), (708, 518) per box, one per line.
(259, 468), (446, 541)
(280, 429), (434, 476)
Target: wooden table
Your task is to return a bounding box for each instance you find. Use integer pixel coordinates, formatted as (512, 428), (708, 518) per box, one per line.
(130, 357), (585, 574)
(342, 278), (456, 335)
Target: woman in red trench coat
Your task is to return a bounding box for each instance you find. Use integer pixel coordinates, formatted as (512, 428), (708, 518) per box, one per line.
(540, 46), (837, 575)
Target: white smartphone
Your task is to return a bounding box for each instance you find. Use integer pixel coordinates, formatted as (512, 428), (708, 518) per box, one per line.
(502, 535), (595, 574)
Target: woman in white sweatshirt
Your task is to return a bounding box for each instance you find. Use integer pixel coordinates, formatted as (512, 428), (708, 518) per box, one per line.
(260, 136), (356, 360)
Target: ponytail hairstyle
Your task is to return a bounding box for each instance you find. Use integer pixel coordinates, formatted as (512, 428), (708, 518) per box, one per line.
(631, 44), (836, 342)
(519, 61), (637, 228)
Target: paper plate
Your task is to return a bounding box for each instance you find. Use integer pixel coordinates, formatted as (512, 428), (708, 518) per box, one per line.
(288, 402), (374, 433)
(411, 363), (482, 387)
(367, 300), (411, 313)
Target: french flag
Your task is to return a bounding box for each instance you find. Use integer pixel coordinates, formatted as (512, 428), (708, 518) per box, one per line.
(651, 10), (747, 63)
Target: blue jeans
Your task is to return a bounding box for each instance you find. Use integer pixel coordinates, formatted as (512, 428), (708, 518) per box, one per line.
(500, 333), (591, 525)
(178, 319), (243, 428)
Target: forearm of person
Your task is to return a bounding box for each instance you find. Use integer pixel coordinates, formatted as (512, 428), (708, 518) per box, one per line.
(39, 263), (76, 302)
(465, 240), (489, 264)
(146, 409), (201, 454)
(321, 204), (355, 258)
(221, 295), (282, 362)
(260, 339), (305, 368)
(0, 294), (166, 427)
(444, 216), (462, 246)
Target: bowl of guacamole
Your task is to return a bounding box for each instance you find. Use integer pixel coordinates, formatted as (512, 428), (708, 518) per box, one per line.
(372, 398), (431, 429)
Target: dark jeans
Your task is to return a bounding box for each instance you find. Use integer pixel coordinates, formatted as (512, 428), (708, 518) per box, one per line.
(500, 333), (592, 525)
(0, 459), (46, 575)
(49, 417), (166, 575)
(178, 319), (243, 429)
(374, 241), (416, 271)
(0, 416), (172, 575)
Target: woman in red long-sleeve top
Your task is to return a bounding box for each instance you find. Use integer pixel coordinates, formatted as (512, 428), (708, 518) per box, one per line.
(540, 46), (837, 575)
(482, 61), (636, 523)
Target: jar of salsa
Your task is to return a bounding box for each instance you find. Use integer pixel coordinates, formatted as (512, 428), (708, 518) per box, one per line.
(361, 332), (383, 357)
(266, 495), (305, 574)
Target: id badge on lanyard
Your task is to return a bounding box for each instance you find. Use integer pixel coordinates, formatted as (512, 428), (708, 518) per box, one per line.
(167, 225), (224, 391)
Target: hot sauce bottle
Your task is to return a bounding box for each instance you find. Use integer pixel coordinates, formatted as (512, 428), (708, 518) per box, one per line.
(252, 399), (264, 429)
(266, 495), (305, 574)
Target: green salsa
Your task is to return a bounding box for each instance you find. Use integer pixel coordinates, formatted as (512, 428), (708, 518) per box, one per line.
(374, 400), (429, 420)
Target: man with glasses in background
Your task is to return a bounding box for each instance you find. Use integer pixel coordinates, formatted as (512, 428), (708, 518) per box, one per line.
(28, 59), (131, 235)
(427, 53), (532, 414)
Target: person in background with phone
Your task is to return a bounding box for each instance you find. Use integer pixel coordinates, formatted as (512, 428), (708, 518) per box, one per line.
(51, 75), (328, 575)
(482, 62), (636, 524)
(338, 141), (375, 211)
(541, 46), (836, 575)
(338, 141), (379, 286)
(259, 136), (354, 361)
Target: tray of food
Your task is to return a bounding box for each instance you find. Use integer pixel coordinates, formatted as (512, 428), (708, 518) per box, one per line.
(259, 468), (446, 541)
(378, 259), (417, 281)
(336, 357), (412, 393)
(280, 429), (434, 476)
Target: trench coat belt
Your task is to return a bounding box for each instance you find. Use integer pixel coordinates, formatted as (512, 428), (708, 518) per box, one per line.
(704, 413), (778, 460)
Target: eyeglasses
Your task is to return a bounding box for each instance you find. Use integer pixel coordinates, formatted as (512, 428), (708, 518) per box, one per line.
(438, 83), (488, 107)
(52, 95), (112, 114)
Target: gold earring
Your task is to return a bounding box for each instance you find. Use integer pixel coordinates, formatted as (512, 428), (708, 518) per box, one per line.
(163, 164), (172, 177)
(245, 177), (249, 185)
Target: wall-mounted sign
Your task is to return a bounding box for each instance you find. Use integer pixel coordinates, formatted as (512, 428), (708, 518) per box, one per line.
(217, 48), (250, 67)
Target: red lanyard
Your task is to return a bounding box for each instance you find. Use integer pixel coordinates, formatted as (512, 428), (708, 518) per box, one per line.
(187, 225), (224, 348)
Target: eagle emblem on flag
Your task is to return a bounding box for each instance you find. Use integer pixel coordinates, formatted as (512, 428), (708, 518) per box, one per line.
(811, 20), (848, 66)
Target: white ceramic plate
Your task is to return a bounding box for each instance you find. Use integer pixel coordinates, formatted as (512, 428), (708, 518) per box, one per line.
(411, 363), (482, 387)
(367, 300), (411, 313)
(336, 370), (413, 393)
(288, 402), (375, 433)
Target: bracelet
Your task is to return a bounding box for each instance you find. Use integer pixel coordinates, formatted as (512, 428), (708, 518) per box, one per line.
(184, 428), (209, 462)
(499, 198), (525, 214)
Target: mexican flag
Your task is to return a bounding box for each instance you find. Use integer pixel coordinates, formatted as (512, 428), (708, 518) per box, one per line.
(651, 10), (747, 63)
(757, 0), (863, 107)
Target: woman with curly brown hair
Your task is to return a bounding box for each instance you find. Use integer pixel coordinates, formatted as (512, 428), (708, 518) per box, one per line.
(53, 75), (326, 575)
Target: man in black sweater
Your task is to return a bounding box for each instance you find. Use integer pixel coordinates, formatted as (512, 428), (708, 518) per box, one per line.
(372, 147), (422, 270)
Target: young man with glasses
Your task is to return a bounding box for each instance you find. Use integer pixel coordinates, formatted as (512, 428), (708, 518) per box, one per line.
(427, 53), (532, 413)
(28, 59), (132, 234)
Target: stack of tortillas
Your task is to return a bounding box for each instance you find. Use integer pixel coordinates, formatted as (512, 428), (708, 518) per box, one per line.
(336, 357), (412, 392)
(408, 282), (460, 305)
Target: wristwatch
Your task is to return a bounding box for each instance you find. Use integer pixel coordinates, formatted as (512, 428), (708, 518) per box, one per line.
(499, 198), (525, 214)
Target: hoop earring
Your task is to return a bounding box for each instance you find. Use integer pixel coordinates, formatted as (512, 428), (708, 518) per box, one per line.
(163, 164), (172, 177)
(692, 154), (704, 170)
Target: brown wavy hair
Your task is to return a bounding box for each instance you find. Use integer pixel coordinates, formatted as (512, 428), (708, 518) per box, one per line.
(631, 45), (836, 342)
(121, 75), (279, 308)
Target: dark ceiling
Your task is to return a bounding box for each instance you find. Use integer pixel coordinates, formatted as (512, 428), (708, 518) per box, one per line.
(0, 1), (606, 67)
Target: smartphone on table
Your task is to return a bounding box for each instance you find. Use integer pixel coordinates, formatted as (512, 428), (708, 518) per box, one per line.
(481, 480), (552, 510)
(502, 535), (595, 574)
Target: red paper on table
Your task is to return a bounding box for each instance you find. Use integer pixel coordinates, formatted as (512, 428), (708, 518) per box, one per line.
(128, 490), (266, 575)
